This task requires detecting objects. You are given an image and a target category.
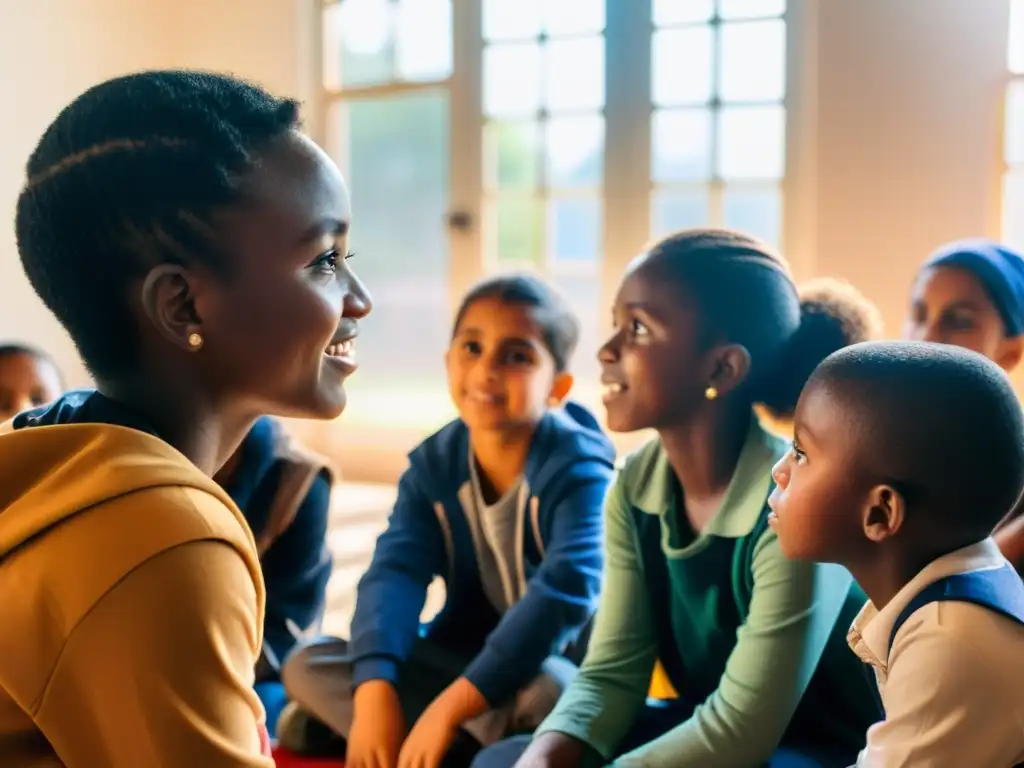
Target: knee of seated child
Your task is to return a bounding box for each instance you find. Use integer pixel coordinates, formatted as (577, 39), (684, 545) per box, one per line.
(279, 636), (341, 702)
(511, 658), (577, 732)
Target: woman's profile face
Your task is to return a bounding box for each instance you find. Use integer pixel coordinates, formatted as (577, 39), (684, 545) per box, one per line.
(188, 131), (373, 420)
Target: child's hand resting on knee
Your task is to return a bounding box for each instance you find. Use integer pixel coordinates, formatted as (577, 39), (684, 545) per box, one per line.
(348, 680), (405, 768)
(398, 677), (488, 768)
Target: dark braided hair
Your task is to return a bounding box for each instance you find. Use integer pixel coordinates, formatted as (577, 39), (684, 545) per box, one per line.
(15, 70), (301, 380)
(648, 228), (879, 415)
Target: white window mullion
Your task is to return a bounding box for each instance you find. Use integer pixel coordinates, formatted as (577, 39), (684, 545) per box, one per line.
(449, 0), (484, 303)
(603, 0), (653, 326)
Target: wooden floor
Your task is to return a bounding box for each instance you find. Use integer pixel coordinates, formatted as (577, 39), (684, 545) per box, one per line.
(321, 482), (446, 638)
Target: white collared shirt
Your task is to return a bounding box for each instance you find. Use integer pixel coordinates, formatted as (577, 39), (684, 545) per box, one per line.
(847, 538), (1024, 767)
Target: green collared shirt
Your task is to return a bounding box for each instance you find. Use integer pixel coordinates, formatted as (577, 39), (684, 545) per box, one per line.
(538, 420), (870, 767)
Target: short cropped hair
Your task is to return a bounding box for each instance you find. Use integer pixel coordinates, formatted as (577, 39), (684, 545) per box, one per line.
(810, 340), (1024, 536)
(15, 70), (301, 380)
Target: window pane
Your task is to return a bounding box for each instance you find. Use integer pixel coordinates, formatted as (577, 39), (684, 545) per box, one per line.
(653, 27), (713, 106)
(651, 188), (710, 238)
(549, 270), (601, 395)
(395, 0), (452, 81)
(330, 93), (450, 405)
(652, 109), (712, 182)
(1007, 81), (1024, 165)
(483, 0), (542, 41)
(484, 43), (543, 117)
(1005, 171), (1024, 253)
(718, 0), (786, 20)
(545, 37), (605, 111)
(718, 105), (786, 179)
(329, 0), (395, 87)
(1011, 0), (1024, 74)
(485, 121), (539, 191)
(490, 196), (542, 264)
(547, 116), (603, 187)
(548, 198), (601, 263)
(653, 0), (714, 25)
(720, 20), (786, 102)
(544, 0), (605, 36)
(723, 185), (782, 248)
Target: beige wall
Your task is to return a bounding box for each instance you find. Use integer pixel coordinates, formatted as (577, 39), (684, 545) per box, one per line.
(0, 0), (1015, 481)
(0, 0), (318, 388)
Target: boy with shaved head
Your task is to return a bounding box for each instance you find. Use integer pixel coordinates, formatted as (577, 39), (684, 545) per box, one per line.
(769, 340), (1024, 767)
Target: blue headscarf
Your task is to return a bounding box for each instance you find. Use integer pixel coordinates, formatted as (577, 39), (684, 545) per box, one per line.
(925, 239), (1024, 337)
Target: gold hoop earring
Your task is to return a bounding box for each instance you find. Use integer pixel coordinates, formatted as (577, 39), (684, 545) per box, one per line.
(704, 385), (718, 401)
(187, 332), (204, 350)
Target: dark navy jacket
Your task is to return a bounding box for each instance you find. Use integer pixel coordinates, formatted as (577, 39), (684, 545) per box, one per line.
(221, 416), (333, 676)
(348, 402), (615, 706)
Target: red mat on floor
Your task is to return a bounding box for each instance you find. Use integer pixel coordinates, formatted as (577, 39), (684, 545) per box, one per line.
(272, 746), (344, 767)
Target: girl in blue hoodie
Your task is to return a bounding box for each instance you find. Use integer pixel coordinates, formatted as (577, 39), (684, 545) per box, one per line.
(281, 274), (615, 768)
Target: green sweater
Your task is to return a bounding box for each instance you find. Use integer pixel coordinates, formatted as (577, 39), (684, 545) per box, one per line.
(537, 421), (878, 767)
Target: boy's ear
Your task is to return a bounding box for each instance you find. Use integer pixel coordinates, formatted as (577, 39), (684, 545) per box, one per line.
(996, 336), (1023, 373)
(548, 371), (574, 406)
(862, 483), (906, 543)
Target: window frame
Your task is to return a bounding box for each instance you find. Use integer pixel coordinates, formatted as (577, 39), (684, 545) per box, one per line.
(316, 0), (798, 422)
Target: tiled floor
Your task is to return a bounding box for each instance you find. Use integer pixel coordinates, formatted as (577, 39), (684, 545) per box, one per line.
(321, 482), (446, 638)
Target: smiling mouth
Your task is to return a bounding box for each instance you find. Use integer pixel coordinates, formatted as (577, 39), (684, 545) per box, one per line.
(466, 391), (504, 405)
(602, 381), (627, 402)
(325, 338), (355, 360)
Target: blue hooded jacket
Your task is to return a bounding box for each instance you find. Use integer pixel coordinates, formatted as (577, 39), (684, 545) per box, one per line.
(348, 402), (615, 706)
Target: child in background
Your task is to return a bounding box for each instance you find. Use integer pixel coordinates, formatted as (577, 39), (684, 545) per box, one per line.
(0, 70), (371, 767)
(758, 278), (883, 437)
(0, 343), (65, 423)
(903, 239), (1024, 572)
(215, 416), (335, 738)
(281, 274), (615, 768)
(478, 229), (879, 768)
(768, 341), (1024, 767)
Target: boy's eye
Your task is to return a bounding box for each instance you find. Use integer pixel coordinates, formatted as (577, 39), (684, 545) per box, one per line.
(505, 349), (532, 366)
(942, 311), (976, 333)
(462, 340), (482, 355)
(790, 441), (807, 463)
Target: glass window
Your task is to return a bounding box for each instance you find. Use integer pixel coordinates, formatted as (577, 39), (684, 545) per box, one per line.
(481, 2), (607, 392)
(324, 0), (453, 89)
(650, 2), (786, 248)
(328, 93), (452, 427)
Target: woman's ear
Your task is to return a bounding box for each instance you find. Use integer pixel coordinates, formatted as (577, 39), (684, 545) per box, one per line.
(140, 264), (203, 352)
(862, 483), (906, 543)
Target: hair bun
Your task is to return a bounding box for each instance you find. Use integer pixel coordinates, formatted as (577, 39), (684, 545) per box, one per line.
(757, 278), (883, 416)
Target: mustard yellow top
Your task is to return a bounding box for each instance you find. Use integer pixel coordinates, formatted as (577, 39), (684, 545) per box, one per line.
(0, 420), (273, 767)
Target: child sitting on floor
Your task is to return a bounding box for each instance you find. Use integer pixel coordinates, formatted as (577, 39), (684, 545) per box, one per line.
(280, 273), (615, 768)
(769, 340), (1024, 767)
(903, 239), (1024, 571)
(476, 229), (880, 768)
(215, 416), (334, 738)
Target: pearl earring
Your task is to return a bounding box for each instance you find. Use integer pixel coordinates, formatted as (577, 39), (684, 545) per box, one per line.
(704, 385), (718, 401)
(187, 332), (204, 350)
